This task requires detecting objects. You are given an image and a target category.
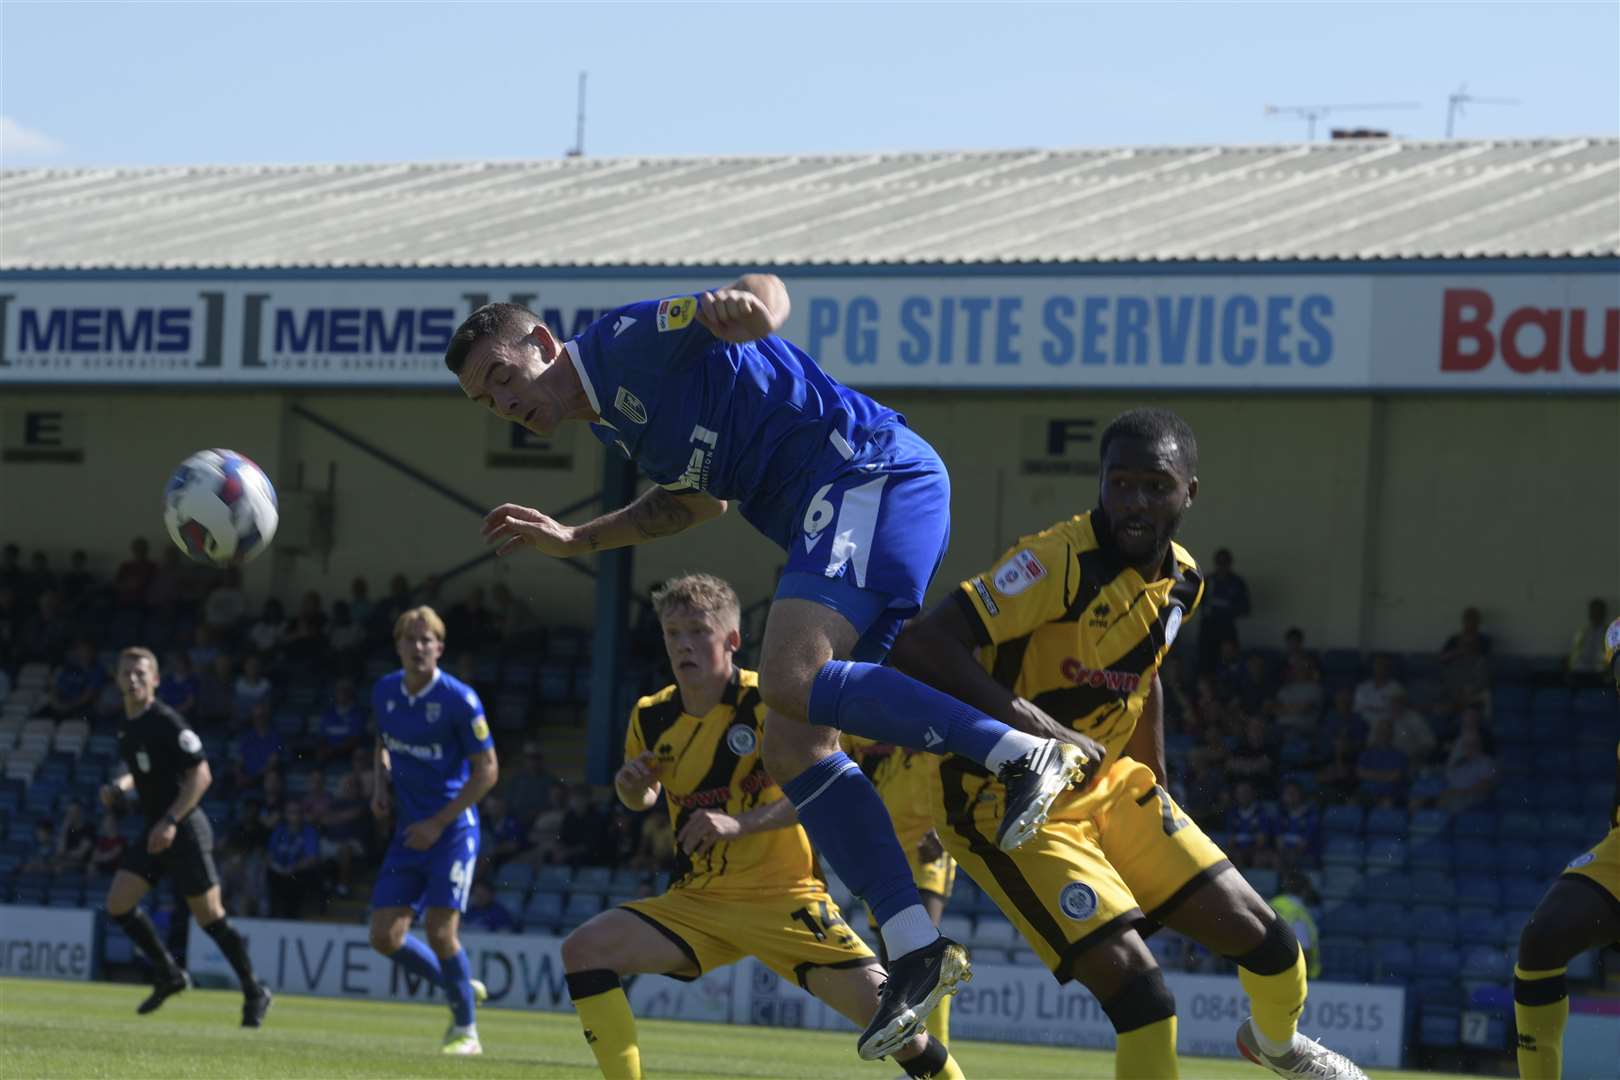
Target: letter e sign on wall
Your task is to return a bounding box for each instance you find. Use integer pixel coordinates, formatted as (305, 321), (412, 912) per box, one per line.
(3, 410), (85, 464)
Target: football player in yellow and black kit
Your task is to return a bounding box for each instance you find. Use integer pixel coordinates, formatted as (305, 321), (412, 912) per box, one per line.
(561, 574), (962, 1080)
(891, 408), (1367, 1080)
(1514, 614), (1620, 1079)
(842, 736), (958, 1043)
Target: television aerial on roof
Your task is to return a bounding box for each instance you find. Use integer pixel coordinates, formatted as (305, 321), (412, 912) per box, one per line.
(1446, 85), (1521, 138)
(1264, 102), (1421, 142)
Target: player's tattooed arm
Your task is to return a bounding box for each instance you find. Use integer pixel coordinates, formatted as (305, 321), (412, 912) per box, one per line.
(484, 489), (726, 557)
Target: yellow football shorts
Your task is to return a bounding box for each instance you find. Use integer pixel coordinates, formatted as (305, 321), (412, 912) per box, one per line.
(619, 886), (876, 989)
(1561, 824), (1620, 911)
(936, 755), (1231, 979)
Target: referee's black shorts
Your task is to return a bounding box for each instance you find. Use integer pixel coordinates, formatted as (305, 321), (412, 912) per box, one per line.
(119, 811), (220, 898)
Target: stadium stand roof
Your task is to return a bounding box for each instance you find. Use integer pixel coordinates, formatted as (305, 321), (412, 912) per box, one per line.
(2, 137), (1616, 270)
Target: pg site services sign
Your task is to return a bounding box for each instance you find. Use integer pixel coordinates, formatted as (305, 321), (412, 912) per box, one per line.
(0, 270), (1613, 392)
(188, 920), (1404, 1067)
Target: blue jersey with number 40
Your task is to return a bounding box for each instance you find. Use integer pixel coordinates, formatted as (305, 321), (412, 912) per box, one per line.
(565, 294), (901, 549)
(373, 669), (492, 830)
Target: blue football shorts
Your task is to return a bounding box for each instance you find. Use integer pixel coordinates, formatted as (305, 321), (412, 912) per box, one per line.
(370, 817), (480, 915)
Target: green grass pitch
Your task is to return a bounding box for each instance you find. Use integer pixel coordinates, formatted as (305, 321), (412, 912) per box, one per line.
(0, 977), (1481, 1079)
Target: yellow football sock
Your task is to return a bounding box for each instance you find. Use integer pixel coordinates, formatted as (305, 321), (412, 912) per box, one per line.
(573, 985), (641, 1080)
(1238, 942), (1307, 1049)
(1115, 1015), (1178, 1080)
(1514, 964), (1568, 1079)
(926, 993), (951, 1045)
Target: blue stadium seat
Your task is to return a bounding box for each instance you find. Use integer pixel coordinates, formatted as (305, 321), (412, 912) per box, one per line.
(1414, 942), (1463, 977)
(1320, 866), (1362, 901)
(1496, 910), (1534, 949)
(1572, 687), (1617, 714)
(1576, 749), (1614, 780)
(1497, 811), (1540, 842)
(609, 868), (643, 893)
(1361, 901), (1407, 938)
(573, 867), (612, 893)
(1319, 937), (1370, 982)
(493, 889), (526, 915)
(1419, 1007), (1461, 1048)
(1321, 804), (1364, 836)
(1496, 844), (1540, 878)
(1541, 846), (1582, 877)
(1491, 685), (1532, 713)
(562, 892), (605, 926)
(1535, 749), (1579, 777)
(1457, 907), (1497, 943)
(1364, 837), (1407, 872)
(1321, 835), (1364, 867)
(1453, 838), (1498, 871)
(494, 863), (536, 892)
(1460, 945), (1512, 981)
(1411, 871), (1456, 905)
(522, 891), (565, 926)
(1409, 809), (1450, 839)
(1453, 810), (1497, 839)
(1364, 871), (1413, 905)
(1408, 840), (1454, 872)
(1502, 877), (1548, 910)
(1532, 786), (1583, 814)
(538, 665), (573, 705)
(1410, 906), (1458, 943)
(1365, 807), (1408, 837)
(534, 864), (573, 892)
(1373, 940), (1414, 983)
(1531, 688), (1571, 716)
(102, 930), (135, 965)
(1584, 785), (1614, 817)
(1453, 874), (1502, 910)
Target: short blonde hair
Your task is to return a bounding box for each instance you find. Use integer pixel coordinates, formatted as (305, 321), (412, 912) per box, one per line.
(650, 574), (740, 632)
(118, 646), (159, 674)
(393, 605), (447, 644)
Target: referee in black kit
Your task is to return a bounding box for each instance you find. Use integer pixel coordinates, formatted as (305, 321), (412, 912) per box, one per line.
(100, 645), (273, 1026)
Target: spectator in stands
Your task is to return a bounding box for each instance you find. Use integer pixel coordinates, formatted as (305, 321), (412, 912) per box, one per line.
(0, 666), (10, 707)
(188, 624), (223, 672)
(1213, 638), (1247, 704)
(478, 793), (526, 870)
(1315, 731), (1360, 804)
(1453, 705), (1495, 756)
(462, 881), (516, 934)
(0, 583), (20, 661)
(52, 800), (94, 872)
(266, 799), (322, 918)
(1355, 717), (1408, 807)
(233, 654), (273, 720)
(316, 678), (368, 764)
(1272, 780), (1320, 868)
(1273, 656), (1324, 735)
(36, 637), (106, 720)
(1279, 627), (1314, 682)
(157, 651), (199, 715)
(1352, 653), (1404, 728)
(90, 811), (126, 877)
(259, 768), (287, 831)
(489, 582), (539, 642)
(520, 784), (572, 866)
(112, 537), (157, 609)
(203, 569), (247, 636)
(347, 577), (374, 629)
(283, 591), (329, 672)
(1158, 653), (1196, 728)
(326, 600), (366, 673)
(58, 549), (95, 604)
(195, 652), (236, 729)
(500, 740), (559, 825)
(321, 771), (371, 896)
(1388, 687), (1438, 764)
(603, 804), (643, 868)
(1269, 872), (1322, 980)
(1439, 624), (1491, 715)
(235, 704), (284, 790)
(1225, 715), (1279, 798)
(1318, 687), (1368, 755)
(1440, 606), (1493, 659)
(1441, 730), (1498, 811)
(558, 784), (607, 867)
(377, 574), (412, 636)
(143, 548), (185, 614)
(1197, 547), (1251, 675)
(1567, 597), (1611, 684)
(448, 588), (494, 651)
(1224, 781), (1273, 868)
(219, 828), (269, 918)
(0, 543), (22, 594)
(22, 819), (55, 873)
(18, 589), (72, 666)
(24, 550), (57, 607)
(247, 599), (287, 660)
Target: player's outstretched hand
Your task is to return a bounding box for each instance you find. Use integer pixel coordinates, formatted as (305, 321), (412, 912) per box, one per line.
(696, 289), (773, 344)
(916, 829), (945, 865)
(677, 808), (741, 857)
(616, 751), (662, 794)
(482, 503), (584, 558)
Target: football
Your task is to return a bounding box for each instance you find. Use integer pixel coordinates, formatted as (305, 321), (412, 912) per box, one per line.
(162, 448), (280, 566)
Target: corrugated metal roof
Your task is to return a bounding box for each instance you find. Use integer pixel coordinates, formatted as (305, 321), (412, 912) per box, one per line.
(2, 138), (1616, 269)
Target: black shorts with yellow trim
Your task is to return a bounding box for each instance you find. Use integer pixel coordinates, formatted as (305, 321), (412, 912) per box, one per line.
(1559, 824), (1620, 921)
(619, 886), (877, 990)
(936, 755), (1230, 981)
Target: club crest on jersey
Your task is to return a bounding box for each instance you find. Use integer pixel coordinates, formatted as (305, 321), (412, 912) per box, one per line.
(992, 549), (1046, 596)
(425, 702), (442, 724)
(726, 723), (757, 756)
(1059, 881), (1098, 921)
(1165, 605), (1184, 646)
(614, 386), (648, 425)
(1567, 852), (1596, 869)
(657, 297), (697, 332)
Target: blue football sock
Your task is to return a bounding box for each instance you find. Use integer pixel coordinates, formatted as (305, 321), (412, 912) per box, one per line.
(781, 752), (925, 925)
(388, 935), (444, 987)
(442, 948), (476, 1027)
(810, 660), (1014, 767)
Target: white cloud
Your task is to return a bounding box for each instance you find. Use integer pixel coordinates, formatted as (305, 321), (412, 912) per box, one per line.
(0, 116), (65, 161)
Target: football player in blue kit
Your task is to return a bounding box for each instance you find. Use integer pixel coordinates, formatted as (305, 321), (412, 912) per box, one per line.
(367, 606), (499, 1055)
(446, 275), (1098, 1059)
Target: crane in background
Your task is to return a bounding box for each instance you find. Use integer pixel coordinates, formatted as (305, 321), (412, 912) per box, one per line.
(1447, 85), (1521, 138)
(1264, 101), (1421, 141)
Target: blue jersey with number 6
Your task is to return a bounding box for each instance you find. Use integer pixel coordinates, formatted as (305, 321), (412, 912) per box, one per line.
(565, 295), (902, 549)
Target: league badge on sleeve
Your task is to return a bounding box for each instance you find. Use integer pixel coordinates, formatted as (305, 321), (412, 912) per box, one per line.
(657, 297), (697, 332)
(992, 549), (1046, 596)
(472, 716), (490, 741)
(178, 729), (203, 754)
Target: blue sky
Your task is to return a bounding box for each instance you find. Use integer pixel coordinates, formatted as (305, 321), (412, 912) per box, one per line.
(2, 2), (1616, 167)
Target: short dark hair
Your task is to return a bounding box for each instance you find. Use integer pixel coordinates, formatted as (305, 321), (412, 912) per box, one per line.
(1098, 407), (1199, 475)
(444, 303), (538, 374)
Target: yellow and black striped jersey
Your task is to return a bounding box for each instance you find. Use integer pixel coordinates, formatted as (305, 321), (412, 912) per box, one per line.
(1605, 615), (1620, 829)
(626, 668), (820, 899)
(840, 736), (941, 848)
(953, 508), (1204, 772)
